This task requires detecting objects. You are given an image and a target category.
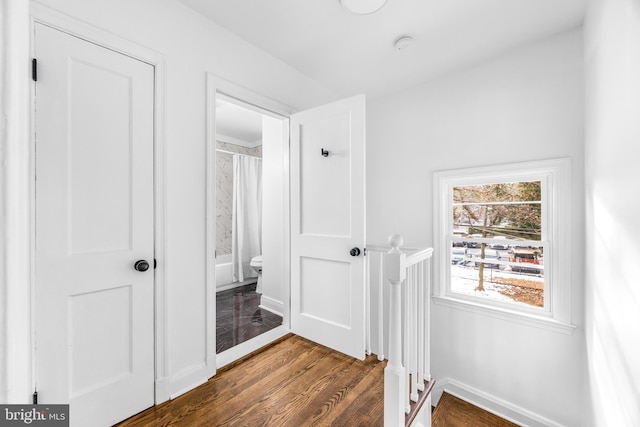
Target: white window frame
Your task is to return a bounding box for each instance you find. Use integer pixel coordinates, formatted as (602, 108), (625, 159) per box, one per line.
(433, 158), (575, 334)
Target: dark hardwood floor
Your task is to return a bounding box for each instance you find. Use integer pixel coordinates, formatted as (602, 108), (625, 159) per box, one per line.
(216, 283), (283, 353)
(433, 392), (519, 427)
(118, 334), (386, 426)
(118, 316), (516, 427)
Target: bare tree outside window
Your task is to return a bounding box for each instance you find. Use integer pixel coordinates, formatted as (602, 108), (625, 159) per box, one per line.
(451, 181), (543, 306)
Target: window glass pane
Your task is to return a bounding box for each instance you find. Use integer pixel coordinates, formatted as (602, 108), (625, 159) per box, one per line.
(453, 182), (541, 240)
(450, 181), (544, 308)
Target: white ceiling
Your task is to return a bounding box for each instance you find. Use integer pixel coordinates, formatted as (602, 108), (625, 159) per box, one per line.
(216, 99), (263, 146)
(180, 0), (586, 100)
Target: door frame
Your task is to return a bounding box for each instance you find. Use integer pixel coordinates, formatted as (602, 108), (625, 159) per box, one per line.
(205, 74), (294, 369)
(1, 0), (31, 403)
(29, 4), (170, 404)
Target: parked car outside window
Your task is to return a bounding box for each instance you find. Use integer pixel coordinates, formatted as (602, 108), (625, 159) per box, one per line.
(473, 249), (499, 268)
(451, 248), (466, 264)
(490, 236), (509, 250)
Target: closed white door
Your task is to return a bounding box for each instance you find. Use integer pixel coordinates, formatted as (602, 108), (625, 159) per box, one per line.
(34, 24), (155, 426)
(290, 95), (366, 360)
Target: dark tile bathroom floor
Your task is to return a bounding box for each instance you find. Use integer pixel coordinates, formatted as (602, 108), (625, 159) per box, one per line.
(216, 283), (283, 354)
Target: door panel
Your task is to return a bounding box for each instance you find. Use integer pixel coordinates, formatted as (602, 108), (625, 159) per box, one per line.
(300, 257), (351, 327)
(34, 24), (154, 426)
(68, 59), (134, 254)
(290, 95), (366, 360)
(70, 286), (132, 394)
(299, 112), (352, 236)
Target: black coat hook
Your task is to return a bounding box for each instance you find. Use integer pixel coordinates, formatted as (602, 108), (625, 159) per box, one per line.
(321, 148), (329, 157)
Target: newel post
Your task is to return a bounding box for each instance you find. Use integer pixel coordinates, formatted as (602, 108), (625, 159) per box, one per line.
(384, 234), (406, 427)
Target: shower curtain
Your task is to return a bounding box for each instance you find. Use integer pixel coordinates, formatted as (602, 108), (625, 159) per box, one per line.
(231, 154), (262, 283)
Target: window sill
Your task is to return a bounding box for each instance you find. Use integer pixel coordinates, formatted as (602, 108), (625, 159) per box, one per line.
(432, 295), (576, 335)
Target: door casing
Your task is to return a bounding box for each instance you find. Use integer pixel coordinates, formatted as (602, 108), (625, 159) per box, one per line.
(206, 74), (294, 369)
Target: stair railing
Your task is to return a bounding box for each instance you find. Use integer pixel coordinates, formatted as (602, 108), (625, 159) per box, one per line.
(368, 235), (434, 427)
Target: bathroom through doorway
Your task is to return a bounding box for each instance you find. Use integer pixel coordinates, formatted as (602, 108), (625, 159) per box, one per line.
(207, 79), (292, 368)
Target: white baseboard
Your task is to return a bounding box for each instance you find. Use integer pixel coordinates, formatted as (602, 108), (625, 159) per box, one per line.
(206, 353), (216, 378)
(154, 376), (171, 404)
(165, 326), (288, 401)
(168, 362), (209, 399)
(433, 378), (566, 427)
(259, 295), (284, 317)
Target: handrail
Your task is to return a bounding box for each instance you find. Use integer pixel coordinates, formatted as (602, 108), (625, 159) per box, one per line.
(405, 247), (433, 266)
(368, 246), (433, 266)
(367, 244), (421, 253)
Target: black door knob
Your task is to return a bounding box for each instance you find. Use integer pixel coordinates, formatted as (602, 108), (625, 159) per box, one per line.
(350, 247), (361, 257)
(134, 260), (150, 272)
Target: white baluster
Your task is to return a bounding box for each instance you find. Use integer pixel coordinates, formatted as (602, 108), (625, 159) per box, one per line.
(404, 263), (411, 412)
(365, 249), (371, 356)
(407, 265), (413, 403)
(411, 264), (419, 402)
(384, 234), (406, 427)
(424, 260), (431, 382)
(378, 251), (385, 361)
(417, 260), (425, 392)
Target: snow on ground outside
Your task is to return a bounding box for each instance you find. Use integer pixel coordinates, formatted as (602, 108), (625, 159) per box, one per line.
(451, 265), (544, 307)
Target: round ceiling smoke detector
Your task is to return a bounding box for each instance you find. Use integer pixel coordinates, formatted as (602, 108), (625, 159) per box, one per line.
(394, 35), (414, 51)
(340, 0), (388, 15)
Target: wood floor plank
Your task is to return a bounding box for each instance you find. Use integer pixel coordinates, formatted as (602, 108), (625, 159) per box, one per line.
(432, 392), (519, 427)
(158, 335), (303, 422)
(317, 354), (385, 427)
(291, 355), (371, 423)
(118, 335), (385, 427)
(213, 336), (327, 402)
(120, 336), (522, 427)
(258, 352), (372, 425)
(178, 338), (335, 426)
(193, 354), (332, 424)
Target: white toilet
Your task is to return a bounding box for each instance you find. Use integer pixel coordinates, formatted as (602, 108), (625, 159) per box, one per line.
(250, 255), (263, 293)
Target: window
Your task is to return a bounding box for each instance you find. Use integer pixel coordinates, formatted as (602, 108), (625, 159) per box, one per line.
(433, 159), (574, 332)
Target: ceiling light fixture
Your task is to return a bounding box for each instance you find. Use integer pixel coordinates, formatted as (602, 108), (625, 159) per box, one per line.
(394, 35), (414, 51)
(340, 0), (388, 15)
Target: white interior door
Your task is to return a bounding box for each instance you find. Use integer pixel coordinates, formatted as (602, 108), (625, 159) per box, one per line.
(290, 95), (366, 360)
(34, 24), (155, 426)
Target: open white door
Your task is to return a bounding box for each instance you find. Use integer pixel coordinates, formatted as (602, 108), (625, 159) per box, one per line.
(34, 24), (154, 426)
(290, 95), (366, 360)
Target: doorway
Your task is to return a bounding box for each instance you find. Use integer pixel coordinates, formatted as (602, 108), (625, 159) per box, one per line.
(207, 77), (292, 368)
(214, 97), (283, 353)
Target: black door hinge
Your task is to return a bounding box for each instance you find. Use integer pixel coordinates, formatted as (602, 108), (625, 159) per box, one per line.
(32, 58), (38, 81)
(33, 390), (38, 404)
(154, 259), (157, 270)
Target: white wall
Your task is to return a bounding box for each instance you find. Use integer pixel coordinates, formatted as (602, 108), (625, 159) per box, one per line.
(32, 0), (338, 401)
(584, 0), (640, 425)
(367, 30), (586, 426)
